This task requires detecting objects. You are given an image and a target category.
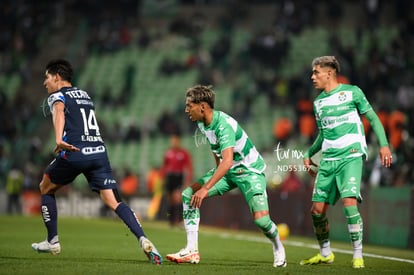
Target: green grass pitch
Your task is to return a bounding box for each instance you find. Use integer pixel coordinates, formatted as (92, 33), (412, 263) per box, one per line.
(1, 215), (413, 274)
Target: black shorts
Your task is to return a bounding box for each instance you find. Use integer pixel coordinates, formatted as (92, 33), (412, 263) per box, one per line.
(45, 155), (117, 192)
(165, 173), (184, 193)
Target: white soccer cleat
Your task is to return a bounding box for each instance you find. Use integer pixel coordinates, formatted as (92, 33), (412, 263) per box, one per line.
(31, 240), (61, 255)
(139, 237), (162, 265)
(273, 247), (287, 268)
(166, 248), (200, 264)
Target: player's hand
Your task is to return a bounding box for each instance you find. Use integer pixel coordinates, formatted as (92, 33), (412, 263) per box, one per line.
(379, 146), (393, 168)
(54, 141), (80, 153)
(304, 158), (318, 178)
(190, 187), (208, 208)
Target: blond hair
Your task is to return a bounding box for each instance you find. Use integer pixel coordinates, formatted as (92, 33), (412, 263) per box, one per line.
(185, 85), (215, 108)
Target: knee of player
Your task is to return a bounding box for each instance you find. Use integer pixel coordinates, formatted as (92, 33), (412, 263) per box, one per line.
(39, 179), (54, 194)
(253, 215), (272, 230)
(310, 202), (327, 215)
(38, 181), (45, 193)
(182, 186), (193, 202)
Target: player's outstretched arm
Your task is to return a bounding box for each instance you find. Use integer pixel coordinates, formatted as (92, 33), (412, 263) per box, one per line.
(364, 110), (392, 167)
(303, 132), (323, 177)
(190, 148), (233, 208)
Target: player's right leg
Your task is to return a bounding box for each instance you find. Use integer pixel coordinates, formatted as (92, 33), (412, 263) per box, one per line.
(243, 172), (286, 268)
(340, 157), (364, 268)
(301, 161), (336, 265)
(253, 213), (287, 268)
(250, 194), (287, 268)
(300, 202), (335, 265)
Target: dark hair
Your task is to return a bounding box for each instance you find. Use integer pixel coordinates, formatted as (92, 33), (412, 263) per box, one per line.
(46, 59), (73, 82)
(185, 85), (215, 108)
(311, 56), (341, 73)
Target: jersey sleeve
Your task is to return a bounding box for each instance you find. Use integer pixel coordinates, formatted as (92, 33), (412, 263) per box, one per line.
(47, 92), (65, 112)
(217, 123), (236, 152)
(364, 109), (389, 147)
(353, 86), (372, 114)
(313, 101), (322, 129)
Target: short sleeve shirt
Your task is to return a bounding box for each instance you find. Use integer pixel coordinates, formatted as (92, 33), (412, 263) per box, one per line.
(313, 84), (372, 160)
(197, 110), (265, 174)
(48, 87), (106, 161)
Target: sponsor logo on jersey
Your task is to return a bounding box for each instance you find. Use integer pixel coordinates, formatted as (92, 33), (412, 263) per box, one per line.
(321, 115), (349, 127)
(81, 145), (105, 155)
(66, 89), (91, 99)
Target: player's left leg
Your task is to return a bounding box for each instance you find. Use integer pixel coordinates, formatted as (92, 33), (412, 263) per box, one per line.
(339, 157), (364, 268)
(343, 200), (364, 268)
(249, 194), (286, 268)
(241, 172), (286, 267)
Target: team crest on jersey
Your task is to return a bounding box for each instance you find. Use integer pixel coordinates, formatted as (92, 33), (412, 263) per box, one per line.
(338, 91), (347, 101)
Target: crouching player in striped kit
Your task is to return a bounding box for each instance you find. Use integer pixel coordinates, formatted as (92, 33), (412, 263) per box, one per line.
(301, 56), (392, 269)
(166, 85), (287, 268)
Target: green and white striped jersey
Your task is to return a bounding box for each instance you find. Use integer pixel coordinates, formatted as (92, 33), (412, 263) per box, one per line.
(314, 84), (372, 160)
(197, 110), (266, 174)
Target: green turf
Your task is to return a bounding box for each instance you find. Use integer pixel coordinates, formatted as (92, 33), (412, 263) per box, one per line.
(1, 215), (413, 274)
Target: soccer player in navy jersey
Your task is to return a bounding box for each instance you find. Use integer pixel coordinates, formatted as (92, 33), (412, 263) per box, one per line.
(31, 59), (162, 265)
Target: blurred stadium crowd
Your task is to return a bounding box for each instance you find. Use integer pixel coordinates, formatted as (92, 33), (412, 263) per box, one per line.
(0, 0), (413, 211)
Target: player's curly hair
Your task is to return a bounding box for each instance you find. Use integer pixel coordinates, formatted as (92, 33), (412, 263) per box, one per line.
(46, 59), (73, 82)
(185, 85), (215, 108)
(312, 56), (341, 73)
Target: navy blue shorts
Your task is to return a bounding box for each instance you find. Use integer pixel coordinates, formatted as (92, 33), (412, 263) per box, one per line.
(45, 155), (117, 192)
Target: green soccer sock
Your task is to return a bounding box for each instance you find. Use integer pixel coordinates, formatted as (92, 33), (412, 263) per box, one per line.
(344, 205), (363, 258)
(182, 188), (200, 251)
(254, 215), (282, 250)
(254, 215), (277, 238)
(312, 213), (331, 257)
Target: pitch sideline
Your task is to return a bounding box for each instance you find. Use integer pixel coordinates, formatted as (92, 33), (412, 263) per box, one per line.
(209, 232), (414, 265)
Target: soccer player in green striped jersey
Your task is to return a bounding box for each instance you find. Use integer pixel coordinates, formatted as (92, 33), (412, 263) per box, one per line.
(301, 56), (393, 269)
(166, 85), (287, 268)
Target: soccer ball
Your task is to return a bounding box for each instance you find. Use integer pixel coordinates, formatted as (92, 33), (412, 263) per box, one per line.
(277, 223), (290, 240)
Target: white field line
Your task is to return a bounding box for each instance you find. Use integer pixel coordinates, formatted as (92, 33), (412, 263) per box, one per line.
(207, 232), (414, 265)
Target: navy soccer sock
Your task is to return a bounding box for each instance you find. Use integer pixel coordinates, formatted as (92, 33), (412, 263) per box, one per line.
(41, 194), (58, 243)
(115, 202), (145, 239)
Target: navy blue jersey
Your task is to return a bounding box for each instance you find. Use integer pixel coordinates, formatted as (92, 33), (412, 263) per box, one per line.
(47, 87), (106, 161)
